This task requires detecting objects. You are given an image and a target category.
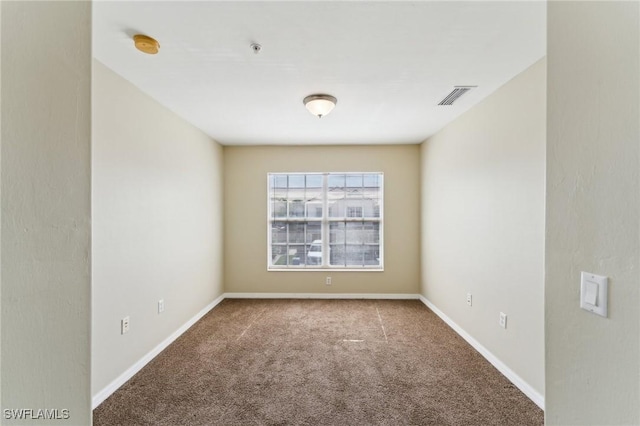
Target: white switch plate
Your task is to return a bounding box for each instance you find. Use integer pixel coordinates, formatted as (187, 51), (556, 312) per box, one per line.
(158, 299), (165, 314)
(326, 276), (332, 286)
(466, 293), (472, 306)
(121, 316), (130, 334)
(580, 272), (608, 318)
(499, 312), (507, 329)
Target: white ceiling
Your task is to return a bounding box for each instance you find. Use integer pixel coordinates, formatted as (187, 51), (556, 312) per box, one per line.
(93, 1), (546, 146)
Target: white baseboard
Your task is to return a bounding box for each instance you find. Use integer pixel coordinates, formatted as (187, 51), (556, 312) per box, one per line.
(223, 292), (420, 300)
(92, 294), (225, 409)
(94, 293), (543, 411)
(419, 295), (545, 410)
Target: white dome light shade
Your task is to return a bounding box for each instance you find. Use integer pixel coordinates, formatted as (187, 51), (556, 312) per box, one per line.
(303, 94), (337, 118)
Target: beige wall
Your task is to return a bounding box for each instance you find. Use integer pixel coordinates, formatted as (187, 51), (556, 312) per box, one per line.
(1, 2), (92, 424)
(546, 2), (639, 424)
(420, 59), (546, 401)
(224, 145), (420, 295)
(92, 61), (225, 398)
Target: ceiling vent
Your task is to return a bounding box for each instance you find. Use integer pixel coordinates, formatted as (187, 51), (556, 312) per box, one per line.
(438, 86), (476, 106)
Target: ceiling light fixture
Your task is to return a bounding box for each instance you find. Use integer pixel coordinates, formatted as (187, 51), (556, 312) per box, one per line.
(133, 34), (160, 55)
(303, 94), (337, 118)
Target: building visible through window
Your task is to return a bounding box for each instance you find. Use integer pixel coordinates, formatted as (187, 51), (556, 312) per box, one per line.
(347, 206), (363, 218)
(268, 172), (383, 269)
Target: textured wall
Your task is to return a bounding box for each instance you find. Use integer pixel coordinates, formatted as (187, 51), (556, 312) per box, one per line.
(92, 61), (225, 398)
(420, 59), (546, 401)
(0, 0), (3, 412)
(545, 2), (639, 424)
(1, 2), (92, 424)
(224, 145), (420, 295)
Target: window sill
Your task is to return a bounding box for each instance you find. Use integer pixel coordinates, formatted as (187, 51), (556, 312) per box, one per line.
(267, 267), (384, 272)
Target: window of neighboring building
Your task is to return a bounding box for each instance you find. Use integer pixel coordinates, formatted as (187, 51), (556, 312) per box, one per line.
(268, 172), (383, 270)
(347, 206), (363, 218)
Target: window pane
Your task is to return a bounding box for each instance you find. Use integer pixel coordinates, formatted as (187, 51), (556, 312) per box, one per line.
(307, 203), (323, 218)
(328, 174), (345, 218)
(346, 174), (363, 202)
(289, 200), (305, 218)
(289, 223), (305, 243)
(272, 199), (287, 218)
(289, 245), (305, 265)
(362, 221), (380, 243)
(305, 188), (323, 218)
(273, 174), (287, 188)
(306, 222), (321, 244)
(363, 174), (380, 188)
(330, 222), (345, 244)
(328, 174), (345, 189)
(306, 174), (322, 188)
(328, 200), (343, 218)
(346, 222), (363, 244)
(271, 245), (288, 266)
(347, 187), (362, 198)
(346, 178), (362, 201)
(289, 175), (305, 188)
(364, 245), (380, 266)
(369, 199), (381, 218)
(346, 174), (363, 188)
(346, 244), (364, 266)
(329, 244), (345, 266)
(340, 244), (380, 267)
(306, 239), (322, 266)
(271, 221), (287, 243)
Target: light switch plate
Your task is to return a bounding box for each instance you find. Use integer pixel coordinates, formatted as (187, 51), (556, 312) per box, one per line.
(580, 272), (608, 318)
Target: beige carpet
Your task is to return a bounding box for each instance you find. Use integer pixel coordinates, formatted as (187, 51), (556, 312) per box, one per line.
(93, 299), (543, 425)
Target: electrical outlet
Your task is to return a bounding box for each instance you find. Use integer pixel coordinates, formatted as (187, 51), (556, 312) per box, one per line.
(158, 299), (165, 314)
(499, 312), (507, 329)
(121, 316), (130, 334)
(326, 276), (332, 286)
(466, 293), (472, 306)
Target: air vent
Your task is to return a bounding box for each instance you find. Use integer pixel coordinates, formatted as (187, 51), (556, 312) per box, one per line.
(438, 86), (476, 106)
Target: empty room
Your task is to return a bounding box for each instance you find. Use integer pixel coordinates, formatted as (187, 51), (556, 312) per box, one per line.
(1, 1), (638, 426)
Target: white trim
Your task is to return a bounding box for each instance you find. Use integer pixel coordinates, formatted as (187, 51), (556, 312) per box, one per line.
(267, 268), (384, 272)
(92, 294), (225, 409)
(419, 295), (545, 410)
(321, 174), (329, 267)
(224, 292), (420, 300)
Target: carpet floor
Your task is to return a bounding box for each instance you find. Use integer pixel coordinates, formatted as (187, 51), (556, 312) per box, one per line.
(93, 299), (543, 425)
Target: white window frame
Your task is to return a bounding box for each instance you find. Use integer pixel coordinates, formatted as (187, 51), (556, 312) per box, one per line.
(267, 172), (384, 271)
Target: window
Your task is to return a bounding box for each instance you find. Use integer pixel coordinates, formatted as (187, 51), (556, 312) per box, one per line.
(347, 206), (363, 218)
(268, 172), (383, 270)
